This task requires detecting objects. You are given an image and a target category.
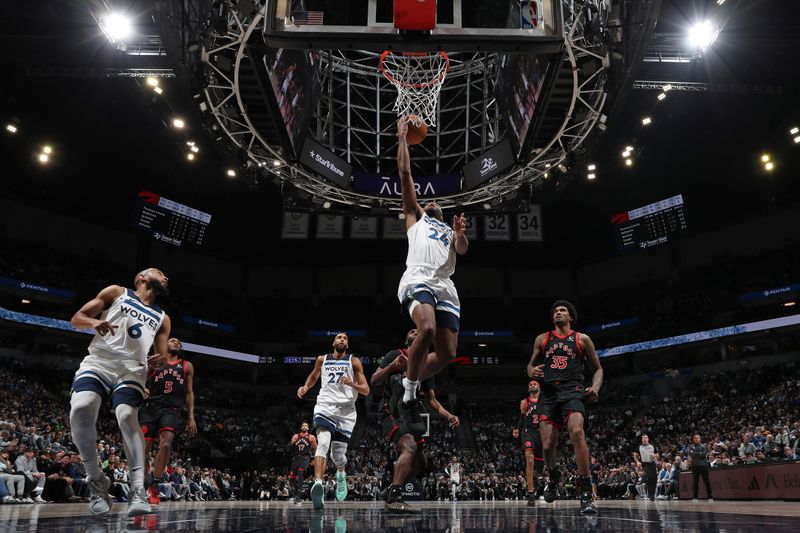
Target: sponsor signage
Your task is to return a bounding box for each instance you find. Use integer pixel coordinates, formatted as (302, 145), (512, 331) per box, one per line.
(678, 462), (800, 500)
(584, 317), (640, 334)
(462, 139), (515, 190)
(181, 315), (236, 333)
(308, 330), (366, 338)
(460, 330), (514, 339)
(353, 172), (461, 198)
(0, 276), (75, 300)
(299, 137), (352, 188)
(740, 283), (800, 303)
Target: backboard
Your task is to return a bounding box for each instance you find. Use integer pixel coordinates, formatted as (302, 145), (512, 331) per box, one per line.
(265, 0), (564, 53)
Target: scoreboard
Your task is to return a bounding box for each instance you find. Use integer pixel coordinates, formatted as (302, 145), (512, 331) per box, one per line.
(133, 190), (211, 247)
(611, 194), (687, 251)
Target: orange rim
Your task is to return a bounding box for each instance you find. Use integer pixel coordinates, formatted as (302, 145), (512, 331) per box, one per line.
(379, 50), (450, 89)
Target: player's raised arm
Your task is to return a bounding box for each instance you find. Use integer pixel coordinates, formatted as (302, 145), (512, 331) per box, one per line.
(297, 356), (324, 398)
(71, 285), (124, 334)
(397, 116), (422, 228)
(370, 351), (407, 388)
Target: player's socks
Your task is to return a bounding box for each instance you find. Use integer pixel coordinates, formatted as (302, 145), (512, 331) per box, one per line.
(402, 378), (419, 402)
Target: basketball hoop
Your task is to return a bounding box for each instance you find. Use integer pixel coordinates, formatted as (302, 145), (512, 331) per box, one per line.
(379, 51), (450, 128)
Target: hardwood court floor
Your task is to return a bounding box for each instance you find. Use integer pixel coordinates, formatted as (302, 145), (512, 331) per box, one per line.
(1, 499), (798, 532)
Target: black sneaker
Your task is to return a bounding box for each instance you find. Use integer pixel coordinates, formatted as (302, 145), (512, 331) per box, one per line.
(398, 400), (426, 436)
(579, 491), (598, 514)
(527, 492), (536, 507)
(385, 485), (420, 514)
(543, 470), (561, 503)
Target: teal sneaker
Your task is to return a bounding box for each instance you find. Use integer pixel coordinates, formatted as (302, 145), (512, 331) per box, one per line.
(335, 471), (348, 502)
(311, 479), (325, 510)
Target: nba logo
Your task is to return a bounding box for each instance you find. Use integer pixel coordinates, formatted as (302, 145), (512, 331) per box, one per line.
(521, 1), (543, 29)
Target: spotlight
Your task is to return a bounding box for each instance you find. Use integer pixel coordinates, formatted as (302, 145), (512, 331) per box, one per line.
(790, 127), (799, 135)
(272, 160), (282, 167)
(764, 161), (775, 171)
(5, 123), (18, 133)
(760, 153), (770, 163)
(663, 85), (672, 92)
(172, 118), (185, 129)
(226, 169), (236, 177)
(42, 145), (53, 154)
(716, 0), (726, 5)
(477, 343), (487, 347)
(543, 172), (549, 178)
(146, 77), (159, 87)
(587, 164), (596, 171)
(625, 158), (633, 167)
(545, 163), (551, 169)
(154, 86), (163, 95)
(642, 117), (652, 125)
(483, 203), (491, 210)
(187, 153), (195, 161)
(557, 163), (568, 173)
(186, 141), (195, 146)
(784, 301), (796, 307)
(622, 150), (631, 158)
(190, 145), (199, 153)
(587, 173), (596, 180)
(688, 20), (719, 52)
(625, 145), (633, 151)
(38, 153), (49, 163)
(794, 136), (800, 144)
(323, 201), (332, 209)
(657, 92), (667, 101)
(102, 13), (133, 42)
(21, 299), (31, 304)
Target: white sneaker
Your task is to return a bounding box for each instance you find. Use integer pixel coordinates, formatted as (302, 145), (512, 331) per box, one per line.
(34, 495), (46, 503)
(22, 497), (34, 504)
(88, 475), (113, 515)
(127, 485), (152, 517)
(708, 499), (714, 503)
(692, 499), (699, 502)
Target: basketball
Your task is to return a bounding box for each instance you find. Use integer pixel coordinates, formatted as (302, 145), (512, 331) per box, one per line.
(406, 115), (428, 145)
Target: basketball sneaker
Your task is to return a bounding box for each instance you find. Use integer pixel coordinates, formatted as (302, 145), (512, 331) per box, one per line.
(310, 479), (325, 510)
(88, 475), (113, 515)
(147, 484), (160, 505)
(543, 469), (561, 503)
(127, 485), (152, 517)
(335, 471), (348, 501)
(527, 491), (536, 507)
(579, 491), (598, 514)
(385, 485), (420, 514)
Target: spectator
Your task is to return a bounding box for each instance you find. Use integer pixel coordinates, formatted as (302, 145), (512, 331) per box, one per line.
(14, 449), (46, 502)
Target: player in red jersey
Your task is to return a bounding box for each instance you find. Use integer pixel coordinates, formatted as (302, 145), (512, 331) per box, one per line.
(513, 379), (544, 506)
(527, 300), (603, 514)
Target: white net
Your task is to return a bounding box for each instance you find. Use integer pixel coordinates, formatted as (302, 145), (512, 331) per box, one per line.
(380, 51), (449, 128)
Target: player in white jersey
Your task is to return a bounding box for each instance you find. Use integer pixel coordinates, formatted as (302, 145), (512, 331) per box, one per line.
(446, 456), (461, 501)
(297, 332), (370, 510)
(395, 116), (469, 434)
(69, 268), (171, 518)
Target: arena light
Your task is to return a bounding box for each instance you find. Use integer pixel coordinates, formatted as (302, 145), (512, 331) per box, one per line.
(38, 153), (49, 164)
(172, 118), (185, 129)
(323, 201), (332, 209)
(483, 203), (491, 210)
(688, 20), (719, 52)
(760, 153), (770, 163)
(102, 13), (133, 42)
(477, 343), (487, 347)
(186, 153), (195, 161)
(5, 123), (18, 133)
(154, 86), (163, 95)
(790, 127), (799, 135)
(784, 301), (797, 307)
(190, 145), (199, 153)
(587, 173), (596, 180)
(545, 163), (551, 168)
(622, 149), (631, 158)
(642, 117), (652, 125)
(794, 136), (800, 144)
(42, 145), (53, 154)
(146, 77), (159, 87)
(21, 299), (31, 304)
(587, 164), (596, 171)
(226, 169), (236, 177)
(657, 92), (667, 101)
(716, 0), (726, 5)
(625, 158), (633, 167)
(764, 161), (775, 171)
(272, 160), (282, 167)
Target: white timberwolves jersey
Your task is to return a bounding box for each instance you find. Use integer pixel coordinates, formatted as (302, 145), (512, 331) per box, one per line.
(450, 462), (461, 480)
(88, 288), (165, 364)
(405, 213), (457, 279)
(317, 353), (357, 408)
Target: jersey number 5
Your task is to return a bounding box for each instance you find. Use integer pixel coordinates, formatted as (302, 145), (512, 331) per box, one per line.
(164, 381), (173, 394)
(550, 356), (568, 369)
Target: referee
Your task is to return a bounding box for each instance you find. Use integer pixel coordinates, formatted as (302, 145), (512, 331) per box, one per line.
(634, 434), (657, 501)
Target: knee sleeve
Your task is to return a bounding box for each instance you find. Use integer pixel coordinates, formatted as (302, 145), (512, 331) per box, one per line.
(331, 441), (348, 468)
(115, 404), (145, 486)
(69, 391), (102, 472)
(315, 429), (331, 459)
